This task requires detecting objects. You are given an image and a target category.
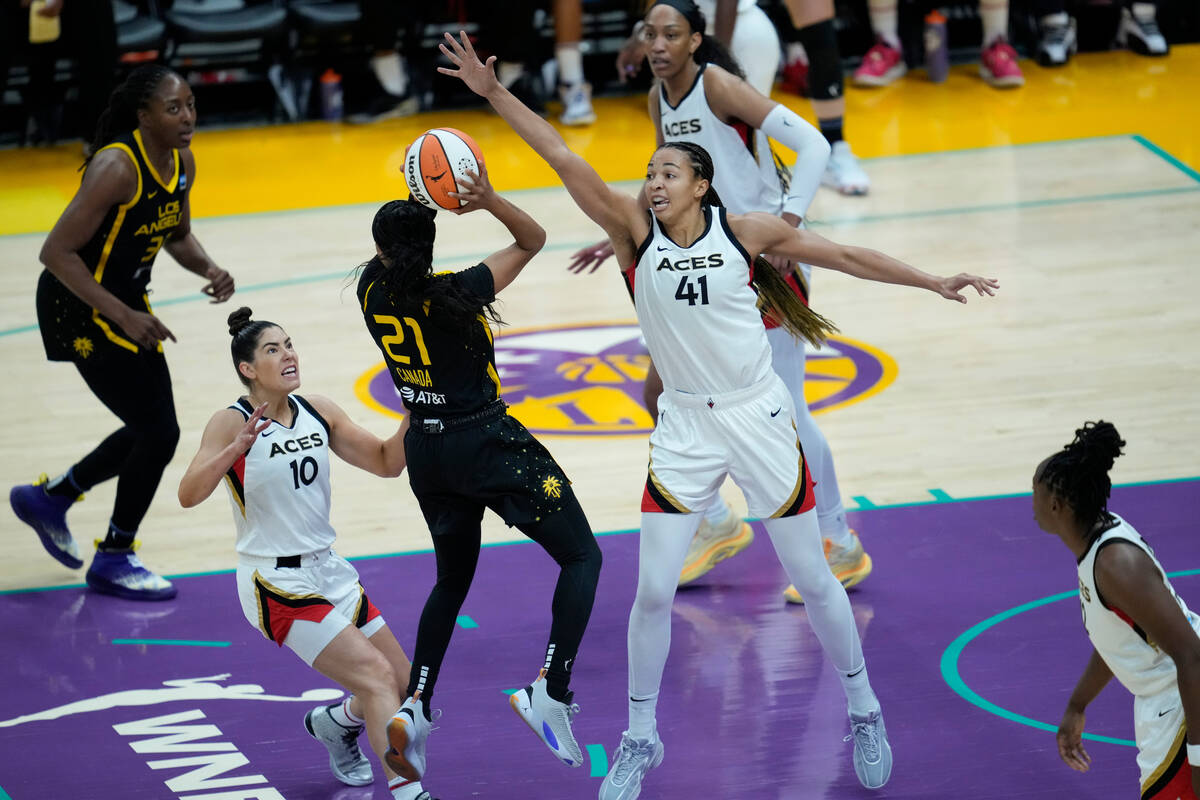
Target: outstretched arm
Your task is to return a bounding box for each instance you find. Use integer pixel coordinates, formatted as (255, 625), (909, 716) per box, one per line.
(733, 212), (999, 303)
(447, 165), (545, 294)
(303, 395), (409, 478)
(438, 31), (644, 258)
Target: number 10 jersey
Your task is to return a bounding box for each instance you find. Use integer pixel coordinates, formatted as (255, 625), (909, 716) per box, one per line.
(225, 395), (336, 558)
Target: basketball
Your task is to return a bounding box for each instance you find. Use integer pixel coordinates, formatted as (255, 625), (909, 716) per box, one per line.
(404, 128), (485, 210)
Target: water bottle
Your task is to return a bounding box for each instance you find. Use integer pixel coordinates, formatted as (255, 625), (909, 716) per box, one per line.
(924, 11), (949, 83)
(319, 68), (343, 121)
(28, 0), (62, 44)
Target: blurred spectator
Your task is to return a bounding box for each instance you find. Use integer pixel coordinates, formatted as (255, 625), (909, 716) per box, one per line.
(471, 0), (596, 126)
(1035, 0), (1168, 66)
(356, 0), (429, 119)
(1, 0), (117, 146)
(852, 0), (1025, 88)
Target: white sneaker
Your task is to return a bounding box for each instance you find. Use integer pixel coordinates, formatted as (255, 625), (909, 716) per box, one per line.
(386, 694), (434, 781)
(304, 703), (372, 786)
(822, 141), (871, 196)
(509, 670), (584, 767)
(1117, 7), (1169, 56)
(847, 708), (893, 788)
(677, 502), (753, 585)
(598, 731), (664, 800)
(559, 82), (596, 126)
(1037, 15), (1077, 66)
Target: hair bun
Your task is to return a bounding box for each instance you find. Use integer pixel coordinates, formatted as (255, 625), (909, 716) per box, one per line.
(1069, 420), (1125, 472)
(227, 307), (254, 337)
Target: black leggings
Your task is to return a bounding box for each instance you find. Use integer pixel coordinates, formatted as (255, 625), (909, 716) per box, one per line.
(406, 494), (602, 707)
(70, 345), (180, 534)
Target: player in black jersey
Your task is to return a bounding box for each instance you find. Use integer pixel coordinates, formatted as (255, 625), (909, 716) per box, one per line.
(8, 65), (235, 601)
(356, 167), (602, 779)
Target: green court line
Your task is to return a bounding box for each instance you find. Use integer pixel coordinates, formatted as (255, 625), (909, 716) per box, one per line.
(112, 638), (231, 647)
(927, 488), (954, 502)
(587, 743), (609, 778)
(4, 476), (1198, 596)
(456, 615), (479, 629)
(502, 688), (519, 695)
(5, 178), (1192, 341)
(940, 568), (1200, 747)
(1133, 135), (1200, 183)
(0, 784), (11, 799)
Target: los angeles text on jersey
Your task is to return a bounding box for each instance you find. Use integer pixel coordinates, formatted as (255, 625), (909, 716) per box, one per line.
(133, 200), (183, 235)
(267, 432), (323, 458)
(657, 254), (725, 271)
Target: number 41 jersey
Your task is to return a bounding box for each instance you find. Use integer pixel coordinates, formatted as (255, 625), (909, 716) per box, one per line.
(224, 395), (336, 558)
(627, 205), (773, 395)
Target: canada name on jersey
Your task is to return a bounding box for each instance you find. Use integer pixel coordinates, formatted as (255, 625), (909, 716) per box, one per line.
(657, 253), (725, 271)
(266, 432), (324, 458)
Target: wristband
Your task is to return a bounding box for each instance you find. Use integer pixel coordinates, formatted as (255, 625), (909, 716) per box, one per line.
(1188, 742), (1200, 766)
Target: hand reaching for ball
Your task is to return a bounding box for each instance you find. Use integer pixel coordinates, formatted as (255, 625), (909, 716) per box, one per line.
(438, 31), (501, 98)
(447, 165), (495, 215)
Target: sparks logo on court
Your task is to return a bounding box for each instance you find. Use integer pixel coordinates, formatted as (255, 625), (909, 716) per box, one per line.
(357, 322), (896, 436)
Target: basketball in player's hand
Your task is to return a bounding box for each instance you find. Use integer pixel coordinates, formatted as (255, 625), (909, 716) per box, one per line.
(404, 128), (485, 210)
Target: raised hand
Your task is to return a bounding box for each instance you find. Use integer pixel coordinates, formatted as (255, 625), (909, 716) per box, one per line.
(568, 240), (615, 274)
(437, 31), (501, 98)
(447, 166), (495, 214)
(936, 273), (1000, 303)
(234, 403), (272, 452)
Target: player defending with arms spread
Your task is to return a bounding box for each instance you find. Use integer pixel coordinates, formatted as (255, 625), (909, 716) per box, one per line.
(438, 28), (997, 799)
(357, 167), (602, 780)
(1033, 422), (1200, 800)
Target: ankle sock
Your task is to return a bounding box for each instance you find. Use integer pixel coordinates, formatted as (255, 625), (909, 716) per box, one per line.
(327, 697), (363, 728)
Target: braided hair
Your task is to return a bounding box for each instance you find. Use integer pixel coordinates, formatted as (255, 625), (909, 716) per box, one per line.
(1039, 421), (1126, 536)
(85, 64), (177, 168)
(368, 198), (503, 326)
(227, 307), (281, 387)
(656, 141), (838, 346)
(648, 0), (747, 81)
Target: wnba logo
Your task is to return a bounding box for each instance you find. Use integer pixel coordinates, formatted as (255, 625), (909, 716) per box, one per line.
(356, 322), (896, 436)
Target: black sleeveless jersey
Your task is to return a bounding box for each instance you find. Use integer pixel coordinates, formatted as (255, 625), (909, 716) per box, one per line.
(36, 129), (188, 361)
(357, 258), (501, 417)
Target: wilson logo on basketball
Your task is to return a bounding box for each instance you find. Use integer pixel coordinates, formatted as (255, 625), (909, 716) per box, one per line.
(356, 323), (896, 437)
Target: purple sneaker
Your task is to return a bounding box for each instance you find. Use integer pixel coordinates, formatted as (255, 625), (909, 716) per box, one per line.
(86, 546), (177, 601)
(10, 474), (82, 569)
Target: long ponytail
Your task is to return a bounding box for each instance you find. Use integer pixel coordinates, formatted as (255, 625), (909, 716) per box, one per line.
(657, 141), (838, 346)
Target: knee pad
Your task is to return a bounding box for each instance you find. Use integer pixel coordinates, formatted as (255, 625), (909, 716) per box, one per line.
(796, 18), (843, 100)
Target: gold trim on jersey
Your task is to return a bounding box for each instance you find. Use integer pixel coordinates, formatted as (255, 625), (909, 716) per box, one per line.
(361, 280), (375, 312)
(223, 474), (246, 518)
(647, 448), (690, 513)
(478, 312), (502, 395)
(89, 142), (143, 354)
(1141, 720), (1188, 796)
(769, 422), (806, 518)
(133, 128), (180, 193)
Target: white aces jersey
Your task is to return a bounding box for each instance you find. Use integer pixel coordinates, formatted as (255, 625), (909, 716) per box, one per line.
(224, 395), (337, 558)
(1077, 515), (1198, 698)
(629, 205), (773, 394)
(659, 63), (784, 217)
